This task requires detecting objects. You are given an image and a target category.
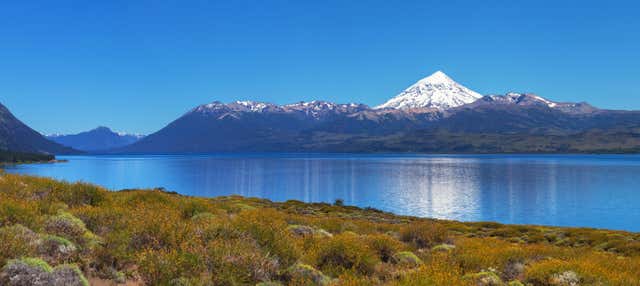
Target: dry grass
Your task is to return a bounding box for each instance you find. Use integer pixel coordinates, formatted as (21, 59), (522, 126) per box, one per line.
(0, 173), (639, 285)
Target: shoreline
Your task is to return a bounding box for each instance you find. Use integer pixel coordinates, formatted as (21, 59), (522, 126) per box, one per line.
(2, 169), (638, 234)
(7, 155), (640, 234)
(1, 173), (639, 285)
(0, 159), (68, 168)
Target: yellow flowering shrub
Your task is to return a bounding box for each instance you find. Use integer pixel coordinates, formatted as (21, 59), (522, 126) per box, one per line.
(0, 173), (639, 285)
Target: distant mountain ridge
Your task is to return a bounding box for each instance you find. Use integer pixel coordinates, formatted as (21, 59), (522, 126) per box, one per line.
(116, 71), (640, 153)
(3, 70), (634, 155)
(0, 103), (75, 154)
(469, 93), (598, 114)
(48, 126), (144, 152)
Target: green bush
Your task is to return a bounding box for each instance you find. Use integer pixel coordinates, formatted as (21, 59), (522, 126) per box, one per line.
(431, 244), (456, 252)
(365, 234), (404, 263)
(256, 282), (283, 286)
(0, 224), (39, 266)
(0, 201), (39, 229)
(463, 271), (503, 286)
(313, 232), (378, 276)
(52, 264), (90, 286)
(179, 200), (210, 219)
(44, 211), (89, 241)
(0, 259), (89, 286)
(190, 211), (216, 222)
(43, 210), (101, 257)
(137, 248), (202, 286)
(37, 235), (78, 264)
(9, 257), (52, 272)
(391, 251), (423, 267)
(204, 236), (279, 285)
(286, 263), (331, 286)
(234, 209), (300, 267)
(399, 221), (448, 248)
(54, 183), (107, 208)
(524, 259), (591, 286)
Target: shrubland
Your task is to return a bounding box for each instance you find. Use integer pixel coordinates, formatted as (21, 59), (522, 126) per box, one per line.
(0, 173), (639, 285)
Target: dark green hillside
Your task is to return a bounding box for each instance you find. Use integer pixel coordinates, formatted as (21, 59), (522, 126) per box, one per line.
(116, 101), (640, 154)
(301, 129), (640, 154)
(0, 150), (54, 163)
(0, 103), (76, 154)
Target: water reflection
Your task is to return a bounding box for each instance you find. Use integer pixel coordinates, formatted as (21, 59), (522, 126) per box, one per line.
(5, 154), (640, 231)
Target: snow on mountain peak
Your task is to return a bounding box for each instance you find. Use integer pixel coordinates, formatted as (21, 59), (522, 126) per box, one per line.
(493, 93), (559, 108)
(232, 101), (274, 112)
(376, 71), (482, 110)
(479, 93), (597, 114)
(417, 70), (452, 84)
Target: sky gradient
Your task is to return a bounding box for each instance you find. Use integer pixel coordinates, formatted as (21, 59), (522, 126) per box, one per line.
(1, 0), (639, 135)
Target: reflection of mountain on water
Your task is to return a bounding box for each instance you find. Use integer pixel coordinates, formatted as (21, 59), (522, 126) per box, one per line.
(6, 154), (640, 231)
(203, 156), (486, 221)
(192, 157), (362, 203)
(477, 159), (561, 225)
(161, 155), (637, 229)
(203, 157), (485, 220)
(370, 158), (483, 220)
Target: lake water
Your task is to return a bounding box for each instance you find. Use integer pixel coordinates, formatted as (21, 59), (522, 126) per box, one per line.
(5, 154), (640, 232)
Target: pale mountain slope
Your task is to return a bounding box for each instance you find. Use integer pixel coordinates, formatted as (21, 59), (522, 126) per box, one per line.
(376, 71), (482, 110)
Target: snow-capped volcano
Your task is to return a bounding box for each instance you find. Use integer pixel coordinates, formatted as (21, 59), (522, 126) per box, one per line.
(376, 71), (482, 110)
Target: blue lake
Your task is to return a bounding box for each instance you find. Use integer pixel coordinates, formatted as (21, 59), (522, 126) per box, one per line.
(5, 154), (640, 232)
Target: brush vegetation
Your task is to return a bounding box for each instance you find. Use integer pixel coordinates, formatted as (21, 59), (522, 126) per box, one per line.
(0, 173), (639, 285)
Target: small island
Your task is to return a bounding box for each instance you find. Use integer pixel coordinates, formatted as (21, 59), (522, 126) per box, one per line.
(0, 174), (638, 285)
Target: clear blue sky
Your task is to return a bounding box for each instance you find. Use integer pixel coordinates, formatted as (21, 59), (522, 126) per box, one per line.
(1, 0), (639, 135)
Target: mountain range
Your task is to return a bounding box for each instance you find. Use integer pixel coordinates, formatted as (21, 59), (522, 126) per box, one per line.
(47, 127), (144, 152)
(0, 103), (75, 154)
(2, 71), (639, 154)
(117, 71), (640, 154)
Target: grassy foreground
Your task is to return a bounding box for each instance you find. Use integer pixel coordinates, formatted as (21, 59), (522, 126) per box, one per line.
(0, 174), (639, 285)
